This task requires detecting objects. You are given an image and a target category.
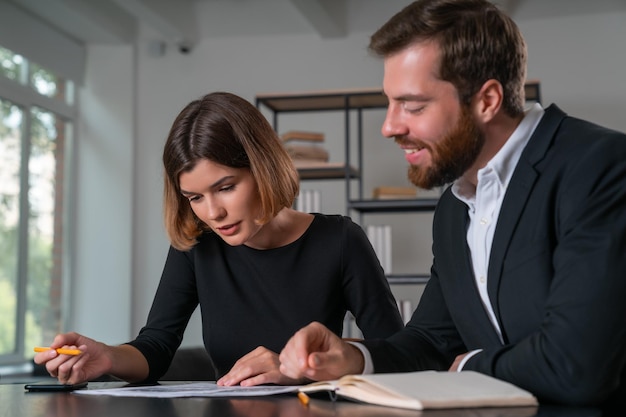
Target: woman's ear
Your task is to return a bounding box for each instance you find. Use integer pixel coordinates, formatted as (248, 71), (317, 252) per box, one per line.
(473, 79), (503, 123)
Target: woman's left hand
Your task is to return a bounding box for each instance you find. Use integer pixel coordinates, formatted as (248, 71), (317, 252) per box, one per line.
(217, 346), (308, 387)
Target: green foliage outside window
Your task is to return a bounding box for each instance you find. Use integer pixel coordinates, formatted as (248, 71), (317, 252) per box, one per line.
(0, 46), (24, 81)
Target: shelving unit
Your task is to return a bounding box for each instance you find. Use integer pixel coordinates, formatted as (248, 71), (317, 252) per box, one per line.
(256, 88), (428, 284)
(255, 81), (541, 286)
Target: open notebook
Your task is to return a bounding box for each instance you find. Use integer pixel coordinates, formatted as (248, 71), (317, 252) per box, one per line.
(299, 371), (538, 410)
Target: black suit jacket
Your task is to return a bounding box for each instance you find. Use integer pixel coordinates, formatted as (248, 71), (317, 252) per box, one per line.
(362, 105), (626, 409)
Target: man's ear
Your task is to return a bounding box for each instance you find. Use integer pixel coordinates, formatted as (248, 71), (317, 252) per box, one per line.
(473, 79), (503, 123)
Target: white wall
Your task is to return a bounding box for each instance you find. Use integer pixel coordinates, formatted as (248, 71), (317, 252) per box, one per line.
(72, 45), (134, 343)
(73, 7), (626, 346)
(520, 11), (626, 133)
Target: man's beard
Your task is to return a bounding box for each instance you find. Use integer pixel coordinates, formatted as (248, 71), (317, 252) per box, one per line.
(407, 106), (485, 189)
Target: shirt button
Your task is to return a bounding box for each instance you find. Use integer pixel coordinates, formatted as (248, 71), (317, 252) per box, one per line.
(480, 218), (488, 225)
(479, 275), (486, 284)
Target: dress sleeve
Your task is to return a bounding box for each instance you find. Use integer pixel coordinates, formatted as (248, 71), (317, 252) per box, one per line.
(126, 245), (199, 382)
(340, 218), (404, 338)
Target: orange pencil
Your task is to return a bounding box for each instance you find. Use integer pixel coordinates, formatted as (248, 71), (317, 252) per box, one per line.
(297, 391), (310, 406)
(34, 347), (83, 356)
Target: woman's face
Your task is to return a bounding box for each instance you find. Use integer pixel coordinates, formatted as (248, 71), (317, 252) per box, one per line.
(179, 159), (263, 247)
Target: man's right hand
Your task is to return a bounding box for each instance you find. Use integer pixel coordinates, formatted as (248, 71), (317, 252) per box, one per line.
(278, 322), (365, 381)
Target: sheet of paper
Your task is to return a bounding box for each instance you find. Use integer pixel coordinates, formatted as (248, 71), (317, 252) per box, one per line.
(74, 382), (301, 398)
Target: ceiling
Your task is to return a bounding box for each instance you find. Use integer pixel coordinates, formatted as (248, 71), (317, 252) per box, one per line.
(6, 0), (626, 49)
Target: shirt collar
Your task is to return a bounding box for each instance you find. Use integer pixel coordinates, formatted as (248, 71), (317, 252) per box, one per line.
(452, 103), (545, 203)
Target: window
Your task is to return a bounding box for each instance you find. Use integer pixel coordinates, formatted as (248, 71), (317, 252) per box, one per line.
(0, 46), (74, 364)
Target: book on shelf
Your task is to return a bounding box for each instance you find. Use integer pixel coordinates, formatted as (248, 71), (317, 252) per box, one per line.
(373, 186), (418, 200)
(299, 371), (538, 411)
(296, 189), (321, 213)
(284, 144), (329, 162)
(280, 130), (325, 142)
(291, 160), (345, 169)
(366, 225), (392, 274)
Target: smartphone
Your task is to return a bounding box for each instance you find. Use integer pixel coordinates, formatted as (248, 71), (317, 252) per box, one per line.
(24, 381), (88, 392)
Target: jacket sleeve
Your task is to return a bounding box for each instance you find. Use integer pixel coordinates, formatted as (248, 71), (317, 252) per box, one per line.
(361, 262), (465, 372)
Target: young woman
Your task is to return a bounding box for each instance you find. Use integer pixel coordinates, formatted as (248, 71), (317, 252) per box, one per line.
(35, 91), (403, 387)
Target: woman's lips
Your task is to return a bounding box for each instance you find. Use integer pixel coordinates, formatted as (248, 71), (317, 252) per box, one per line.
(216, 222), (240, 237)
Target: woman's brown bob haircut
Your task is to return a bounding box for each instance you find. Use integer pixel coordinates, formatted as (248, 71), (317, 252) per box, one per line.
(162, 92), (299, 251)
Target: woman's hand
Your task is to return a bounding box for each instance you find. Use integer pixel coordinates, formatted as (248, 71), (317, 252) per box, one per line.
(217, 346), (308, 387)
(33, 332), (112, 385)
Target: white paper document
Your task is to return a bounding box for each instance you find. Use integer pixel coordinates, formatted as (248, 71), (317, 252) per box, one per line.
(74, 382), (301, 398)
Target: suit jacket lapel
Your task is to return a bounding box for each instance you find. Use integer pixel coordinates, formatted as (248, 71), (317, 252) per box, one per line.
(445, 195), (503, 346)
(486, 105), (567, 339)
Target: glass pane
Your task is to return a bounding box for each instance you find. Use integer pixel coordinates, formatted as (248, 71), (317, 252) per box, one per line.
(30, 63), (57, 97)
(30, 63), (74, 106)
(0, 46), (25, 82)
(25, 107), (65, 355)
(0, 98), (23, 355)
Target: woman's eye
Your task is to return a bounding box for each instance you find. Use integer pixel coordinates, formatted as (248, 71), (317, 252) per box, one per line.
(219, 185), (235, 192)
(188, 195), (201, 202)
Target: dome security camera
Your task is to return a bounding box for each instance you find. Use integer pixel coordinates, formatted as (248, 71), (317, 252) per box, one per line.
(178, 42), (193, 54)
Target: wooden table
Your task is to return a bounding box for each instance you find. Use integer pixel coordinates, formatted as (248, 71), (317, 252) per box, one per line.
(0, 379), (604, 417)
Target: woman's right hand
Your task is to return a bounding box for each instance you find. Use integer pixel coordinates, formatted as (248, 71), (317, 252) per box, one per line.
(34, 332), (112, 385)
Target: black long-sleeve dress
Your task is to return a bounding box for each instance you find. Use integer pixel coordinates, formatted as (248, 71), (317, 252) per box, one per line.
(128, 214), (403, 380)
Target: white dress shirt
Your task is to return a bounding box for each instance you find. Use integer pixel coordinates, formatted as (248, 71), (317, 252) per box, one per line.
(452, 103), (544, 343)
(450, 103), (544, 369)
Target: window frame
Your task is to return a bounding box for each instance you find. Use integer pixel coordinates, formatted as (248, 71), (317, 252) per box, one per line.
(0, 52), (76, 366)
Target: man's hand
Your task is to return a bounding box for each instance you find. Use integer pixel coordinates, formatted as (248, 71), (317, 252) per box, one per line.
(279, 322), (365, 381)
